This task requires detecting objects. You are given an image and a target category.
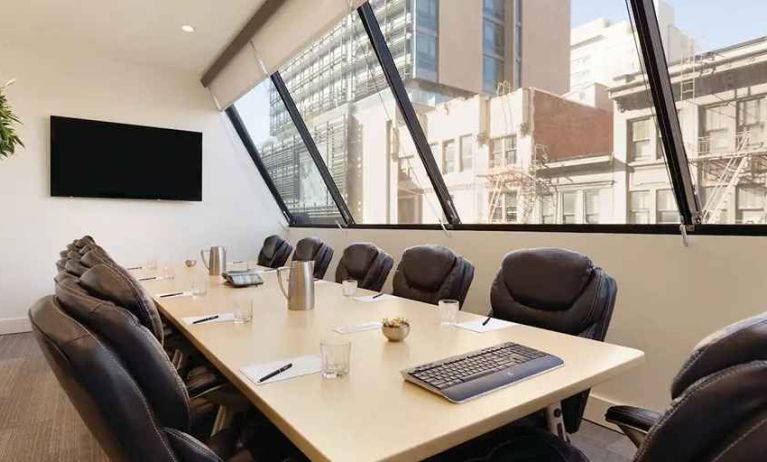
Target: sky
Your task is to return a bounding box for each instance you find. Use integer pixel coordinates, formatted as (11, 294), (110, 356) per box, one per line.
(572, 0), (767, 52)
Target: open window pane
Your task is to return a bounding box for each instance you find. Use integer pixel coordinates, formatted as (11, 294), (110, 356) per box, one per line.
(275, 9), (445, 224)
(233, 79), (342, 224)
(653, 1), (767, 225)
(369, 0), (678, 224)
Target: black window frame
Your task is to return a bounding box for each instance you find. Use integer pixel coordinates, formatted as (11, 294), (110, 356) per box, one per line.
(223, 0), (767, 237)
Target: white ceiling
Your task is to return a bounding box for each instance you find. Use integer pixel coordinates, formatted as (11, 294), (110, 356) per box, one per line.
(0, 0), (266, 74)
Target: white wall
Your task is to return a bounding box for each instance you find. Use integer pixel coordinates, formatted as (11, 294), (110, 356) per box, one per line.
(0, 40), (286, 333)
(288, 227), (767, 423)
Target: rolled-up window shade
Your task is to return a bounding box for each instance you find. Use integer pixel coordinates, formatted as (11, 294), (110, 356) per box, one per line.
(206, 0), (366, 109)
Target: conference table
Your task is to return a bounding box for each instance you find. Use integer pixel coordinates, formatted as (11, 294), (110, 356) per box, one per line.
(140, 262), (644, 462)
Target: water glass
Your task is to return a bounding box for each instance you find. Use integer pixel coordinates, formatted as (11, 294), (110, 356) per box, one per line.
(233, 299), (253, 324)
(342, 279), (358, 297)
(162, 266), (175, 280)
(438, 299), (460, 326)
(321, 337), (351, 379)
(192, 277), (208, 297)
(147, 259), (158, 270)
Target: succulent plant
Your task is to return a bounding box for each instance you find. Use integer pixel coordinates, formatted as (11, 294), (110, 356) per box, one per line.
(382, 317), (409, 328)
(0, 79), (23, 160)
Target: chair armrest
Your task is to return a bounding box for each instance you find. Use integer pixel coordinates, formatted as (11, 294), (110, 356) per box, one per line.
(605, 405), (661, 448)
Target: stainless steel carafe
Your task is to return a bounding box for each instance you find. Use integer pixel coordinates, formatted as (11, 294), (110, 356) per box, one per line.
(200, 246), (227, 276)
(277, 261), (315, 310)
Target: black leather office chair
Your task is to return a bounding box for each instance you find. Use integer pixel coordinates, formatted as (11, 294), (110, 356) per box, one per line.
(335, 242), (394, 292)
(452, 312), (767, 462)
(392, 244), (474, 307)
(489, 248), (617, 433)
(29, 296), (295, 462)
(258, 234), (293, 269)
(292, 237), (334, 279)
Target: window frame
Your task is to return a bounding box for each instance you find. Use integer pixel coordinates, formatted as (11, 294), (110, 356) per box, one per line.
(224, 0), (767, 236)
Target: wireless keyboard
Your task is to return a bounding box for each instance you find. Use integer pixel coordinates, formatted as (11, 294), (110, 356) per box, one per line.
(401, 342), (564, 403)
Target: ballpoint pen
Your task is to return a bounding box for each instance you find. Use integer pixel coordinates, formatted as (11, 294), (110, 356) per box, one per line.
(192, 315), (219, 325)
(482, 311), (493, 326)
(372, 293), (384, 299)
(258, 363), (293, 383)
(159, 291), (184, 298)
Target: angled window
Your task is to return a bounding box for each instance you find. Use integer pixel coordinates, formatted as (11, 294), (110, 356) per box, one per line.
(233, 79), (342, 224)
(275, 8), (446, 224)
(654, 0), (767, 225)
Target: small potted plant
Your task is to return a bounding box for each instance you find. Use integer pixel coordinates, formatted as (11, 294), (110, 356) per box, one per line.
(0, 79), (23, 160)
(382, 317), (410, 342)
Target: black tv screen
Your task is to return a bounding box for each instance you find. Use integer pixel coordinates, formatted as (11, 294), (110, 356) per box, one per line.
(50, 116), (202, 201)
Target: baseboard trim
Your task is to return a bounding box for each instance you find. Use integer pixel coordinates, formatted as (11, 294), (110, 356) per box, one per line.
(0, 317), (32, 335)
(584, 393), (620, 430)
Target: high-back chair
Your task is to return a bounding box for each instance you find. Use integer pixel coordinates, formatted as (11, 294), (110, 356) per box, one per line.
(460, 312), (767, 462)
(257, 234), (293, 269)
(490, 248), (617, 433)
(392, 244), (474, 307)
(335, 242), (394, 292)
(292, 236), (334, 279)
(28, 296), (242, 462)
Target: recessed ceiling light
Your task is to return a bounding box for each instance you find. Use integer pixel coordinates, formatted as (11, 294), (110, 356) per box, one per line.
(181, 25), (195, 33)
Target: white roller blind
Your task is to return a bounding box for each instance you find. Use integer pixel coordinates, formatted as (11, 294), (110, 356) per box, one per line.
(207, 0), (366, 109)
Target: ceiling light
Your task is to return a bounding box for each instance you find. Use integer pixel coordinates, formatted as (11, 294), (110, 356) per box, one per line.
(181, 25), (195, 33)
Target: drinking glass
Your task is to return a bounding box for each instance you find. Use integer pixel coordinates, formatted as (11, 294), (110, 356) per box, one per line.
(342, 279), (358, 297)
(233, 299), (253, 324)
(438, 299), (460, 326)
(147, 259), (158, 270)
(162, 266), (175, 280)
(320, 337), (351, 379)
(192, 277), (208, 297)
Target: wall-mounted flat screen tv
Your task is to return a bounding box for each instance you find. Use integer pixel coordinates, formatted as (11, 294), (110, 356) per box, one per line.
(50, 116), (202, 201)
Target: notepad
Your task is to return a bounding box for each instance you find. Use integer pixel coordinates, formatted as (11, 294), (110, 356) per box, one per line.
(354, 294), (395, 303)
(182, 313), (235, 325)
(156, 291), (193, 299)
(240, 355), (322, 386)
(333, 321), (382, 334)
(455, 318), (516, 333)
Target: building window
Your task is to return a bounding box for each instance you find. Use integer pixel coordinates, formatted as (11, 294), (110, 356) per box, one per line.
(460, 135), (473, 171)
(541, 194), (555, 224)
(737, 97), (766, 146)
(504, 135), (517, 165)
(736, 185), (766, 224)
(443, 140), (456, 173)
(629, 191), (650, 224)
(490, 138), (504, 168)
(656, 189), (678, 223)
(491, 190), (517, 223)
(482, 0), (505, 94)
(562, 191), (577, 224)
(585, 190), (601, 224)
(629, 118), (652, 161)
(414, 0), (438, 81)
(702, 104), (731, 153)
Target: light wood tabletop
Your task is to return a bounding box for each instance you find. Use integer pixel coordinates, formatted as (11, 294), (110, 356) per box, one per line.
(140, 262), (644, 462)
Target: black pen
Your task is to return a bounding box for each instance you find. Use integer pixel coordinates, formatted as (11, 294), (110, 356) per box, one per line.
(159, 291), (184, 298)
(138, 276), (158, 281)
(126, 266), (143, 270)
(482, 311), (493, 326)
(192, 315), (219, 325)
(258, 363), (293, 383)
(372, 293), (384, 299)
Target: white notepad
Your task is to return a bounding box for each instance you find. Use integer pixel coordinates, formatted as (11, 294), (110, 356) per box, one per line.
(240, 355), (322, 386)
(333, 321), (382, 334)
(455, 318), (516, 333)
(354, 294), (394, 303)
(156, 290), (194, 299)
(182, 313), (235, 325)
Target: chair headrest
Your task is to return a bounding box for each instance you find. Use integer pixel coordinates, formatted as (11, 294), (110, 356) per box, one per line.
(294, 237), (326, 261)
(671, 311), (767, 398)
(401, 245), (458, 291)
(81, 247), (114, 267)
(64, 258), (90, 277)
(342, 243), (379, 277)
(261, 235), (285, 259)
(79, 264), (164, 343)
(498, 248), (594, 311)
